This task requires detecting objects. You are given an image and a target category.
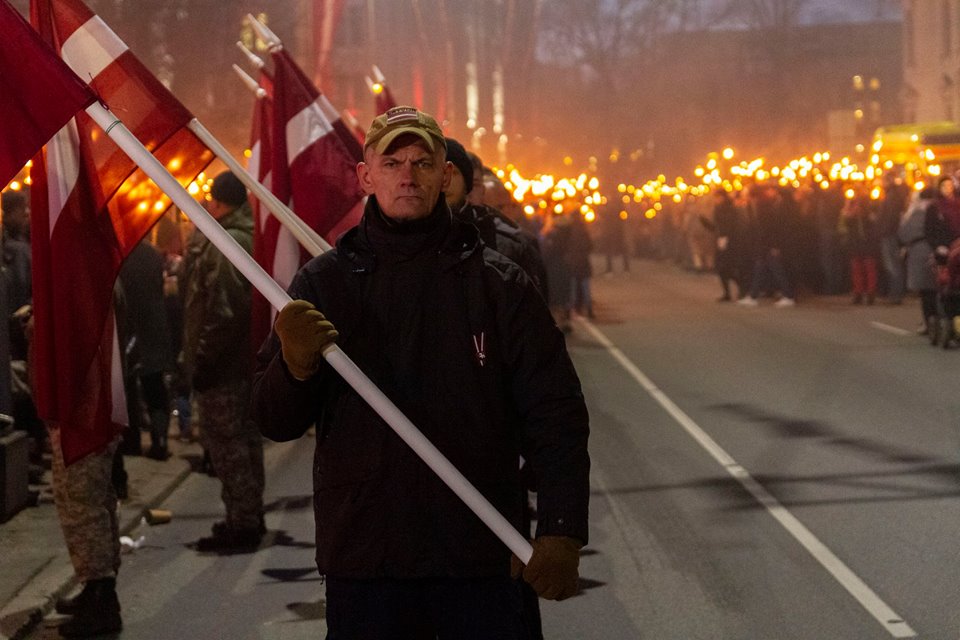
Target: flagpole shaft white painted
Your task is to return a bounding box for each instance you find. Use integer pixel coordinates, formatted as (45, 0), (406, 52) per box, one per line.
(85, 103), (289, 310)
(186, 119), (330, 257)
(86, 101), (532, 564)
(324, 346), (534, 563)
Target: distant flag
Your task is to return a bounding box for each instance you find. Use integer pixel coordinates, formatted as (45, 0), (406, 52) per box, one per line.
(366, 65), (398, 115)
(270, 46), (365, 244)
(312, 0), (347, 96)
(0, 0), (94, 187)
(246, 70), (300, 353)
(30, 0), (213, 464)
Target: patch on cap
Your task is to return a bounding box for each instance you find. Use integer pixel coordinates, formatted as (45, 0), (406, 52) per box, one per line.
(364, 105), (447, 154)
(385, 106), (419, 124)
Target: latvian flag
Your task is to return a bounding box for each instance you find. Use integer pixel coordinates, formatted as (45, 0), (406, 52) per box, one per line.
(30, 0), (212, 464)
(270, 47), (365, 245)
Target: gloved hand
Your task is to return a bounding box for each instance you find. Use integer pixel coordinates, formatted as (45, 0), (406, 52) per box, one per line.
(510, 535), (582, 601)
(275, 300), (338, 380)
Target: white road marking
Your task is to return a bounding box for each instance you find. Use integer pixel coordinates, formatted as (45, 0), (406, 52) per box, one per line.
(870, 322), (913, 337)
(575, 317), (918, 639)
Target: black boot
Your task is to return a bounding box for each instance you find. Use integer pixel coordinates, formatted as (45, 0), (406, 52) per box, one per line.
(57, 578), (122, 637)
(146, 408), (170, 460)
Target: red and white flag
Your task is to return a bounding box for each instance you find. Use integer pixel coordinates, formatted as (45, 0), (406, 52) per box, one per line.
(30, 0), (213, 464)
(271, 48), (364, 245)
(0, 0), (94, 187)
(248, 72), (297, 352)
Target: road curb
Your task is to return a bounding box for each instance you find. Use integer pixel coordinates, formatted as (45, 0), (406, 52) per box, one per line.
(0, 454), (194, 640)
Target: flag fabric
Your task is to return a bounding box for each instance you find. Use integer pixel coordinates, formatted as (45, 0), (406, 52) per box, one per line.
(0, 0), (94, 187)
(312, 0), (346, 97)
(248, 72), (298, 353)
(271, 47), (365, 245)
(30, 0), (213, 465)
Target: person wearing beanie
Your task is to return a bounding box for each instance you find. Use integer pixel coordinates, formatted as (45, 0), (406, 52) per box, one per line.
(182, 170), (265, 551)
(444, 138), (548, 297)
(253, 107), (589, 638)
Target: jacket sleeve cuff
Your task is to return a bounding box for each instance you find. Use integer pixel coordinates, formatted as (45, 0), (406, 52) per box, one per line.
(535, 513), (588, 546)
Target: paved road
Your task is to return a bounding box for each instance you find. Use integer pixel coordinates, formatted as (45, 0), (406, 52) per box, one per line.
(29, 260), (960, 639)
(543, 262), (959, 639)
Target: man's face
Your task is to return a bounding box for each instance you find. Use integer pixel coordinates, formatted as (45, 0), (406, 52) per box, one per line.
(940, 179), (955, 198)
(445, 166), (467, 209)
(357, 136), (451, 221)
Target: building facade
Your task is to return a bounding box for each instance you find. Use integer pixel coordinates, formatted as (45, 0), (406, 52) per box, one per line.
(902, 0), (960, 122)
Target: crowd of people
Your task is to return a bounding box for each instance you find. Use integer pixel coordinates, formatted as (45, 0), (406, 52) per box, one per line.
(580, 171), (960, 341)
(5, 99), (960, 637)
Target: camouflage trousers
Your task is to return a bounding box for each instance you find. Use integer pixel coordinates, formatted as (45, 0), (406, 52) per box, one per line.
(197, 379), (264, 530)
(49, 429), (121, 582)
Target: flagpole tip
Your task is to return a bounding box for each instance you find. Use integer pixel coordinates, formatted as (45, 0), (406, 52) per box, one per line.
(244, 14), (282, 52)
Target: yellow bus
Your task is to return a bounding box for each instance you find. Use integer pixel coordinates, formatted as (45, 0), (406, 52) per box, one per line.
(872, 122), (960, 182)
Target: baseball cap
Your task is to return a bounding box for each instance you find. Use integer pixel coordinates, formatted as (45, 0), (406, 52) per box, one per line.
(365, 106), (446, 155)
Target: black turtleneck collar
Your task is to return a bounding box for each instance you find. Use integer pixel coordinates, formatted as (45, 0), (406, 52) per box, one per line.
(360, 195), (453, 262)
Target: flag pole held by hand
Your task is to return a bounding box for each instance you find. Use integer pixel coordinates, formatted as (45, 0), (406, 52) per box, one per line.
(83, 101), (534, 565)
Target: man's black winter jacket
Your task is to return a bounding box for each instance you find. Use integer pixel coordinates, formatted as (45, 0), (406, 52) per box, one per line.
(252, 198), (590, 579)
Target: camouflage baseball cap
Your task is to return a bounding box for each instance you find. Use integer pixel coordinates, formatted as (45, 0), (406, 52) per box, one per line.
(364, 106), (446, 155)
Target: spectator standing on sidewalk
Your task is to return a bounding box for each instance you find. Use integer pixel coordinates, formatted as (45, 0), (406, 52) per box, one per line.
(739, 184), (797, 307)
(877, 175), (909, 304)
(705, 189), (745, 301)
(117, 239), (174, 460)
(182, 171), (264, 551)
(839, 188), (881, 305)
(566, 212), (594, 318)
(898, 187), (940, 336)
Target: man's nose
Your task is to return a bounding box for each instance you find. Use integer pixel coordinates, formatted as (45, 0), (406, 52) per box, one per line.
(397, 161), (417, 182)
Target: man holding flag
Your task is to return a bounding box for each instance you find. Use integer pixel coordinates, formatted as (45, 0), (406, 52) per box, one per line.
(253, 106), (590, 638)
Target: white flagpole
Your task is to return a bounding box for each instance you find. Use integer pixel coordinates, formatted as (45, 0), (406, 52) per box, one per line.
(185, 118), (331, 256)
(85, 101), (534, 564)
(235, 41), (266, 70)
(233, 64), (266, 97)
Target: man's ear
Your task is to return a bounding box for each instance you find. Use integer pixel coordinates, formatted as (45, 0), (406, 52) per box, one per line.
(441, 160), (453, 192)
(356, 162), (376, 195)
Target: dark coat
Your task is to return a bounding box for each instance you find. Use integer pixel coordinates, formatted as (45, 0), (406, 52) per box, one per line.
(839, 197), (881, 258)
(117, 241), (173, 376)
(252, 198), (590, 579)
(455, 202), (548, 297)
(182, 203), (253, 392)
(565, 218), (593, 280)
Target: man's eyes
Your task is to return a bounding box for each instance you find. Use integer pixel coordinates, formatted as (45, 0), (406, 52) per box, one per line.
(382, 159), (432, 169)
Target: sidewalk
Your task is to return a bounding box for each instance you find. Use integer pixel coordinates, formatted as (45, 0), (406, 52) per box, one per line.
(0, 436), (201, 640)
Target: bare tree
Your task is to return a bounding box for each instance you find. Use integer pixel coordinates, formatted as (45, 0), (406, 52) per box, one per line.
(711, 0), (810, 30)
(540, 0), (689, 98)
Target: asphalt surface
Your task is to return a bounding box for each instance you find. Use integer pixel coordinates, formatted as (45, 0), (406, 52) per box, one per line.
(19, 259), (960, 639)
